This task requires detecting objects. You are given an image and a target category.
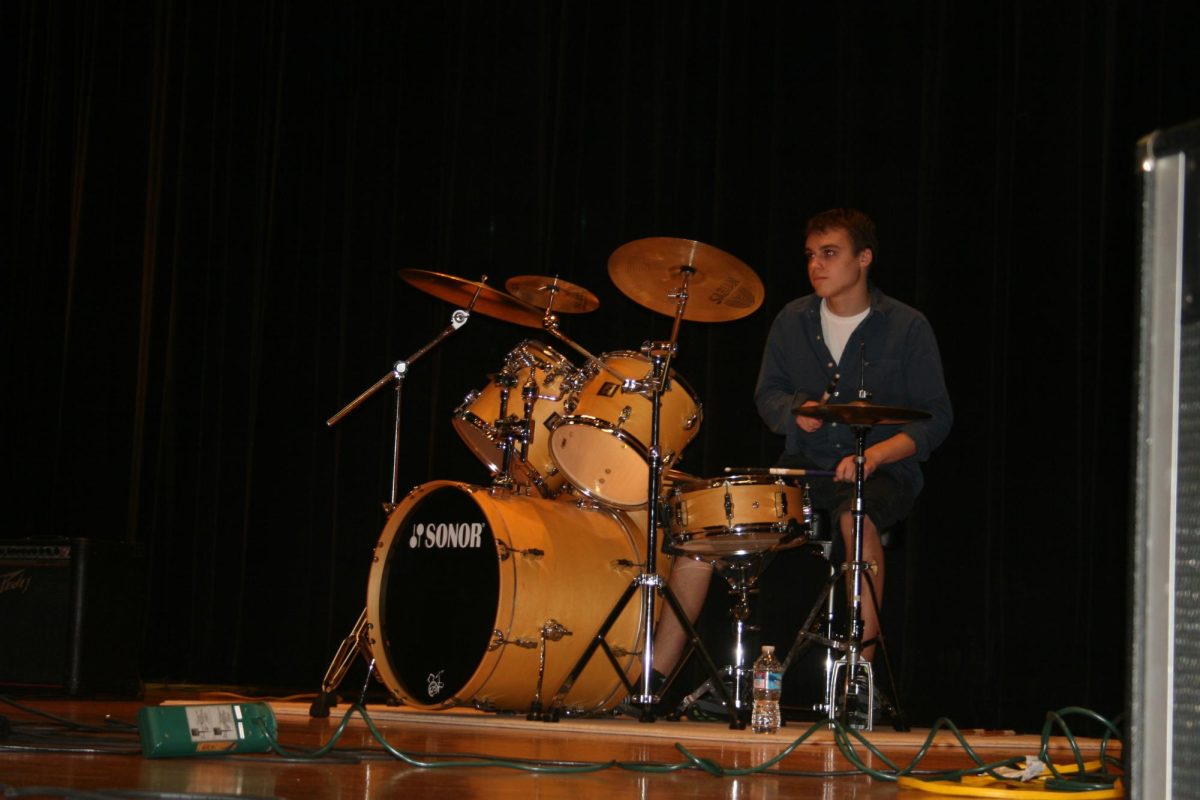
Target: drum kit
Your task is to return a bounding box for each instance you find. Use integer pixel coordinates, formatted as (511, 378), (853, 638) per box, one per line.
(309, 236), (929, 732)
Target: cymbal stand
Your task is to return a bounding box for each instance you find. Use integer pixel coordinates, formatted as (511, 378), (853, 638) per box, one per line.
(540, 269), (742, 728)
(310, 295), (478, 718)
(777, 422), (894, 731)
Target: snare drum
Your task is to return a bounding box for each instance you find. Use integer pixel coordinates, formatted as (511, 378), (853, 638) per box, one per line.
(366, 481), (659, 713)
(667, 475), (810, 557)
(452, 340), (575, 497)
(548, 352), (701, 508)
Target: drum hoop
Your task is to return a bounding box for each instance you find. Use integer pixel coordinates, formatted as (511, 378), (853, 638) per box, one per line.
(366, 481), (511, 709)
(548, 415), (650, 459)
(507, 341), (576, 384)
(672, 521), (793, 538)
(672, 474), (801, 494)
(597, 350), (701, 402)
(671, 539), (776, 557)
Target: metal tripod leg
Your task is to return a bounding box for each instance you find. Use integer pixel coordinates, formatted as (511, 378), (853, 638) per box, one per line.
(309, 609), (373, 718)
(672, 556), (764, 721)
(542, 570), (745, 728)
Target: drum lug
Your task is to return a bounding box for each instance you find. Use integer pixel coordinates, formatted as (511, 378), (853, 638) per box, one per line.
(541, 619), (571, 642)
(683, 407), (701, 431)
(774, 489), (788, 518)
(574, 495), (601, 511)
(490, 629), (538, 651)
(495, 540), (544, 561)
(617, 405), (633, 427)
(673, 497), (688, 530)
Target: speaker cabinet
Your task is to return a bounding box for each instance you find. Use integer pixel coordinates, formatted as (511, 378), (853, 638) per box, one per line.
(0, 538), (145, 696)
(1132, 118), (1200, 799)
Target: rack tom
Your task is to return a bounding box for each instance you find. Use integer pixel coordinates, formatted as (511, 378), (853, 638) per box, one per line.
(547, 352), (701, 508)
(452, 340), (575, 497)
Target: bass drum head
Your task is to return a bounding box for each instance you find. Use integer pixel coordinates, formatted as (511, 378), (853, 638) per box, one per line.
(368, 483), (501, 705)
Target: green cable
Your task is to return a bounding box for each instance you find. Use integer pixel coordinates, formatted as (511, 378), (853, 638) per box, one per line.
(255, 701), (1125, 788)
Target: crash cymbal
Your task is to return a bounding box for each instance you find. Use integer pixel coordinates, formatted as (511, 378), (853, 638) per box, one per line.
(505, 275), (600, 313)
(399, 269), (545, 329)
(792, 400), (932, 426)
(607, 237), (764, 322)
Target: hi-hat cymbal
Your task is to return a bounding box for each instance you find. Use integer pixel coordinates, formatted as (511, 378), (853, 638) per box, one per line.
(399, 269), (545, 329)
(505, 275), (600, 313)
(792, 400), (932, 426)
(607, 238), (764, 322)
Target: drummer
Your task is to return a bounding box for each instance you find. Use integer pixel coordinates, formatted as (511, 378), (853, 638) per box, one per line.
(654, 207), (952, 683)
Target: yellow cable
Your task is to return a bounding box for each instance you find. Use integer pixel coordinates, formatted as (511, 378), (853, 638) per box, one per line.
(896, 775), (1124, 798)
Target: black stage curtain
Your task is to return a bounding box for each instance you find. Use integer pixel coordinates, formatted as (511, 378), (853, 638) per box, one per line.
(5, 0), (1198, 730)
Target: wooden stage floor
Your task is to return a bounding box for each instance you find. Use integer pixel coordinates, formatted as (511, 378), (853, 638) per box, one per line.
(0, 687), (1123, 799)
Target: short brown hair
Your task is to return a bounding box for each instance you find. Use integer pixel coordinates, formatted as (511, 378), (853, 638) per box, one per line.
(806, 208), (878, 258)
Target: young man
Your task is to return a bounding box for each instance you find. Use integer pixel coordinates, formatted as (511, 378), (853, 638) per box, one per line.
(652, 208), (951, 699)
(754, 207), (952, 665)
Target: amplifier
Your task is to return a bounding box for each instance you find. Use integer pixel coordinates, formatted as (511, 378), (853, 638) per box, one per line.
(0, 538), (145, 696)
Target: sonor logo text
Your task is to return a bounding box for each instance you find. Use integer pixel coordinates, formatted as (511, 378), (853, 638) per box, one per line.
(408, 522), (484, 549)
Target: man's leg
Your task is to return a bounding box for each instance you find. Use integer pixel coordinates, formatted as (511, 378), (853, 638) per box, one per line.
(838, 511), (884, 662)
(651, 557), (714, 676)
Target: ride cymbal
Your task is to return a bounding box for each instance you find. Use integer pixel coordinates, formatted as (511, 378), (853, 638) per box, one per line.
(607, 237), (764, 322)
(505, 275), (600, 313)
(792, 401), (932, 426)
(399, 268), (545, 329)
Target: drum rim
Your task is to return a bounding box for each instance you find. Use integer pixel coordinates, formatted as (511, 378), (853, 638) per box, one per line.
(670, 474), (806, 493)
(450, 410), (550, 489)
(512, 338), (576, 370)
(595, 350), (702, 402)
(366, 481), (511, 709)
(545, 416), (653, 509)
(671, 522), (794, 539)
(367, 480), (657, 713)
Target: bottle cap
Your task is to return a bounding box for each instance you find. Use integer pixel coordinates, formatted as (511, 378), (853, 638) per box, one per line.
(762, 645), (774, 653)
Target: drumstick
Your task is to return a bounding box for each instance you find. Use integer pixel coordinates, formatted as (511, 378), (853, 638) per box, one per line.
(723, 467), (836, 478)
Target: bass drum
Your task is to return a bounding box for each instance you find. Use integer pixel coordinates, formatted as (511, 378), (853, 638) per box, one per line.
(366, 481), (658, 713)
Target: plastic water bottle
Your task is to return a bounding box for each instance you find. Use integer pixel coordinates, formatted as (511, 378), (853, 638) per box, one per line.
(751, 645), (783, 733)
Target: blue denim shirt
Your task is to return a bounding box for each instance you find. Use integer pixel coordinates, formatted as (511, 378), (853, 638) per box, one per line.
(753, 287), (952, 494)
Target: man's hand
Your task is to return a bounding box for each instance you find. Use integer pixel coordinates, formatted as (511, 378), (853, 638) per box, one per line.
(794, 400), (824, 433)
(833, 433), (918, 482)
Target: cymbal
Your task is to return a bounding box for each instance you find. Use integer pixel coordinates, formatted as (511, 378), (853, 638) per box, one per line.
(505, 275), (599, 313)
(792, 400), (932, 426)
(399, 269), (545, 329)
(607, 237), (764, 322)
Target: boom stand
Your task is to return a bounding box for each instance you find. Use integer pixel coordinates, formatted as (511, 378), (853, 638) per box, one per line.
(539, 344), (743, 728)
(309, 305), (473, 718)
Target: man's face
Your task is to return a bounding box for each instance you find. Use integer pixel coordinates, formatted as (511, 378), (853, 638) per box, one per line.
(804, 227), (872, 302)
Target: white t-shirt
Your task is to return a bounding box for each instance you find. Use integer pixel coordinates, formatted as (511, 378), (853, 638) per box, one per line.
(820, 299), (870, 365)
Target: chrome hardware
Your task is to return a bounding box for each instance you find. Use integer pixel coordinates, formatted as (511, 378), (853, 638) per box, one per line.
(490, 629), (537, 651)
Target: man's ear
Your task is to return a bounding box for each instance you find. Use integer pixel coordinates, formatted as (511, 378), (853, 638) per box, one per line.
(858, 247), (874, 269)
